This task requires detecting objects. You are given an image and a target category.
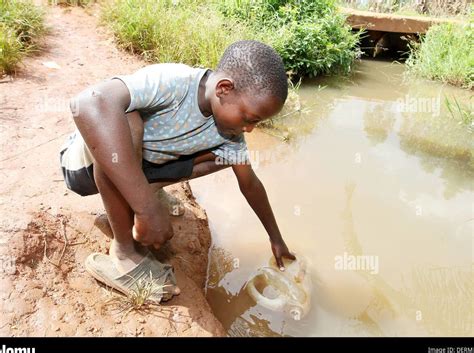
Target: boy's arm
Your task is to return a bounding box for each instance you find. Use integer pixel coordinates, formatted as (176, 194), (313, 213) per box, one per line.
(232, 163), (295, 270)
(71, 79), (171, 246)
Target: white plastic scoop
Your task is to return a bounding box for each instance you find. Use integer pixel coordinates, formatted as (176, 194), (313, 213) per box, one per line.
(245, 256), (312, 320)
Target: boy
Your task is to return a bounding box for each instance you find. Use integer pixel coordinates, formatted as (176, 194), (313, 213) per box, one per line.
(60, 40), (295, 302)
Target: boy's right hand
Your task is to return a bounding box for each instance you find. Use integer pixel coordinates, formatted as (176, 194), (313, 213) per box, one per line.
(132, 201), (174, 249)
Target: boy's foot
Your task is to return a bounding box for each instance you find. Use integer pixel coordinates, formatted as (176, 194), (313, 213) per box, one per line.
(86, 241), (180, 301)
(155, 188), (185, 217)
(86, 251), (180, 303)
(109, 240), (148, 274)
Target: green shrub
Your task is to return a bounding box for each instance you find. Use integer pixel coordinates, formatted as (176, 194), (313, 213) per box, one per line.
(219, 0), (361, 78)
(406, 18), (474, 89)
(0, 24), (23, 74)
(0, 0), (46, 74)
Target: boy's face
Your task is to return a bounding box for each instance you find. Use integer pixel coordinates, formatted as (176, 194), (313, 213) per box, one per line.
(210, 79), (284, 137)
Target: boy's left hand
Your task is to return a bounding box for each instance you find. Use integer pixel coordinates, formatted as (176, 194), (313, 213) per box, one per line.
(271, 239), (296, 271)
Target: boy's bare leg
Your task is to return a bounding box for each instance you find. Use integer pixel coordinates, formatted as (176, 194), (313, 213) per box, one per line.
(94, 110), (229, 271)
(93, 111), (149, 274)
(93, 111), (179, 296)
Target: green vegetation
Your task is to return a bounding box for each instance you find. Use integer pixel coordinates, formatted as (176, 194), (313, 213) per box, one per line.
(406, 18), (474, 89)
(101, 0), (360, 79)
(0, 24), (23, 74)
(219, 0), (361, 78)
(101, 0), (256, 69)
(0, 0), (46, 75)
(444, 95), (473, 132)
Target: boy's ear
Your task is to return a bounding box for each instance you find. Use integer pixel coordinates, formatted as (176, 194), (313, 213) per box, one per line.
(215, 78), (234, 97)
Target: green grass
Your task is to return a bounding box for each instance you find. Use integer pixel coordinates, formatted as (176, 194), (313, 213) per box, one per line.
(406, 18), (473, 89)
(0, 0), (46, 75)
(0, 24), (23, 74)
(103, 272), (170, 316)
(101, 0), (257, 69)
(444, 95), (473, 132)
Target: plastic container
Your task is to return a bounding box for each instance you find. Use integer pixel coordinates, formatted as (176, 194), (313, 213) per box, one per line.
(245, 256), (312, 320)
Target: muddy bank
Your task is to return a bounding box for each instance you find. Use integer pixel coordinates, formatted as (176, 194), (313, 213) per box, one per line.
(0, 184), (224, 337)
(0, 6), (224, 337)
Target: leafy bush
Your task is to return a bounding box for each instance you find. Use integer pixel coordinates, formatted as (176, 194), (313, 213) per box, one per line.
(406, 17), (474, 89)
(219, 0), (361, 78)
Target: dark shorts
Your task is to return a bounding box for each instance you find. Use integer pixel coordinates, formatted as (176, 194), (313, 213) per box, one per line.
(60, 153), (196, 197)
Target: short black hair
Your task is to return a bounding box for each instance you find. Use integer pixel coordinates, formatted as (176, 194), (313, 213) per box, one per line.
(216, 40), (288, 104)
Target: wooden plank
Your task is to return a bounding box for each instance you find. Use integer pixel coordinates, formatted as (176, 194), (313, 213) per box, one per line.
(340, 7), (463, 33)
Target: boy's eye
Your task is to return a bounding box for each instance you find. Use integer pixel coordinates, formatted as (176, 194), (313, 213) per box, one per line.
(244, 117), (259, 124)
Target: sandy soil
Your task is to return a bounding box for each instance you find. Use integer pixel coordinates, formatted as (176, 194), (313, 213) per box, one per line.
(0, 5), (225, 337)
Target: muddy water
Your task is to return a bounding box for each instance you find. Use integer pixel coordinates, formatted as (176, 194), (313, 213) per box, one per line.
(190, 60), (473, 337)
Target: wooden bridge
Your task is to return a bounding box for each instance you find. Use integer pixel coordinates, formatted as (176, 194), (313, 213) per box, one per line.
(340, 7), (462, 34)
(340, 7), (464, 57)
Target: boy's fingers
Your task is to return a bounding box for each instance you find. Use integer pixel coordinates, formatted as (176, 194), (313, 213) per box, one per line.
(277, 253), (296, 271)
(276, 257), (285, 271)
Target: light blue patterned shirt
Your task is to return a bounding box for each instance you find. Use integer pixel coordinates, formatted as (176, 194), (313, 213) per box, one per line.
(113, 63), (249, 165)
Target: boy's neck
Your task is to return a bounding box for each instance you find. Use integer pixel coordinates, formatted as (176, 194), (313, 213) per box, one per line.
(198, 69), (213, 117)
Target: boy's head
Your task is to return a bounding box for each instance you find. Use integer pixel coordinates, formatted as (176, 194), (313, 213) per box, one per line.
(208, 40), (288, 136)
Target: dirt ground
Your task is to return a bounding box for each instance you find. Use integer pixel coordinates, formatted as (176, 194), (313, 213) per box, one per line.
(0, 5), (225, 337)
